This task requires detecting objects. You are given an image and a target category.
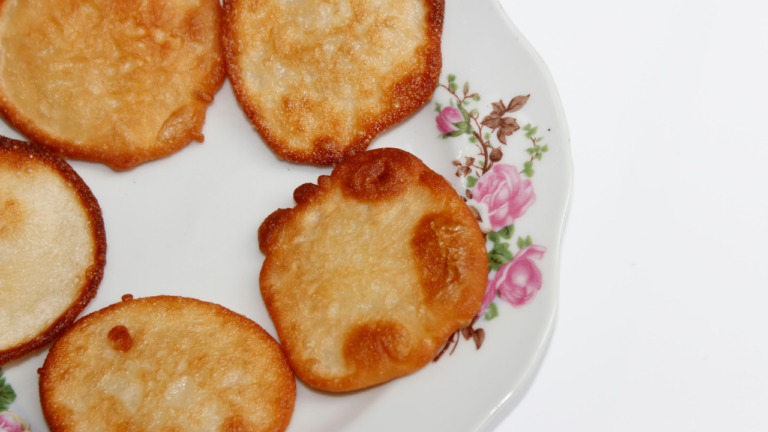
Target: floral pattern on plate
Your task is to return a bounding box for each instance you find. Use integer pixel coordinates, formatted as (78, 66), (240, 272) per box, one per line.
(0, 369), (29, 432)
(433, 74), (549, 360)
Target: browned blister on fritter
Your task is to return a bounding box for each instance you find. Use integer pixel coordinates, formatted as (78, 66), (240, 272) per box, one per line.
(223, 0), (444, 165)
(259, 148), (487, 392)
(40, 296), (296, 432)
(0, 136), (106, 365)
(0, 0), (226, 170)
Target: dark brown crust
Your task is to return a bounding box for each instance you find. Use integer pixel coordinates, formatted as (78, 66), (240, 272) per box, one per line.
(411, 211), (488, 318)
(0, 136), (107, 366)
(40, 296), (296, 432)
(258, 208), (294, 255)
(0, 0), (226, 171)
(292, 183), (321, 205)
(222, 0), (445, 166)
(107, 325), (133, 352)
(335, 148), (424, 201)
(258, 148), (487, 391)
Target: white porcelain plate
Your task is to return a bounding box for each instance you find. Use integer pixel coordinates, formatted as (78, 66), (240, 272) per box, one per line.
(1, 1), (572, 430)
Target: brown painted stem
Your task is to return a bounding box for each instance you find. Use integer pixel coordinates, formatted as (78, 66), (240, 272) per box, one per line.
(442, 81), (494, 177)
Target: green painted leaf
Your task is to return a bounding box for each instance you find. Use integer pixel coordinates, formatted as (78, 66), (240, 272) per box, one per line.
(542, 144), (549, 152)
(525, 124), (538, 139)
(434, 102), (442, 112)
(534, 145), (541, 152)
(494, 240), (512, 252)
(525, 235), (533, 247)
(467, 176), (478, 187)
(463, 81), (469, 95)
(457, 121), (472, 134)
(517, 237), (525, 250)
(498, 246), (513, 261)
(469, 108), (478, 117)
(490, 254), (513, 269)
(478, 160), (484, 167)
(487, 232), (500, 244)
(462, 100), (470, 106)
(449, 98), (455, 107)
(450, 82), (458, 93)
(484, 302), (499, 321)
(484, 132), (491, 140)
(472, 95), (481, 101)
(458, 104), (471, 122)
(535, 153), (542, 160)
(522, 161), (534, 177)
(469, 136), (478, 143)
(489, 249), (513, 269)
(499, 225), (514, 239)
(526, 148), (536, 155)
(0, 371), (16, 411)
(446, 130), (464, 138)
(448, 74), (456, 82)
(488, 244), (513, 270)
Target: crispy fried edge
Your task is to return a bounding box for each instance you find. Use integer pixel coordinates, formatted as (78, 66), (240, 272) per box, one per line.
(0, 135), (107, 366)
(258, 148), (488, 391)
(0, 0), (227, 171)
(39, 295), (297, 432)
(222, 0), (445, 165)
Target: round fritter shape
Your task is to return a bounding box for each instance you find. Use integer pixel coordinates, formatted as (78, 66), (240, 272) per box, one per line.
(0, 136), (105, 366)
(259, 148), (487, 392)
(40, 296), (296, 432)
(0, 0), (226, 170)
(223, 0), (444, 165)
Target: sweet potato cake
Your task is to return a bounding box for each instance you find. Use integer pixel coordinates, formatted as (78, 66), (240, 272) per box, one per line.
(0, 0), (226, 170)
(258, 148), (487, 391)
(223, 0), (444, 165)
(0, 136), (105, 366)
(40, 296), (296, 432)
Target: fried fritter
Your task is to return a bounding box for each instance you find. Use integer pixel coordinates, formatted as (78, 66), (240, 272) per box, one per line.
(40, 296), (296, 432)
(0, 0), (226, 170)
(223, 0), (444, 165)
(259, 148), (487, 392)
(0, 136), (105, 366)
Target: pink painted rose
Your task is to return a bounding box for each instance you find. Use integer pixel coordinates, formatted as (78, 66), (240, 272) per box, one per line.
(493, 245), (546, 306)
(435, 106), (463, 134)
(473, 163), (535, 230)
(0, 412), (29, 432)
(477, 245), (546, 315)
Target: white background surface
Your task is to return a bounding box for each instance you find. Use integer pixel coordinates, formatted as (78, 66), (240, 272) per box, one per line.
(494, 0), (768, 430)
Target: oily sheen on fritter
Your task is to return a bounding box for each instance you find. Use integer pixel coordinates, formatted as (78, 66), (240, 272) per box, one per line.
(40, 296), (296, 432)
(0, 0), (225, 170)
(223, 0), (444, 165)
(259, 148), (488, 392)
(0, 136), (105, 366)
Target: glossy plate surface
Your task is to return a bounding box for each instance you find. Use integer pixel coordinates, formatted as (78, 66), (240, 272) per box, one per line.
(1, 1), (571, 430)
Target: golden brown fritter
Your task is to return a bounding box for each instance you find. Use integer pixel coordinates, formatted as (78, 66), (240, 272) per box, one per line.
(0, 135), (105, 366)
(223, 0), (444, 165)
(40, 296), (296, 432)
(259, 148), (487, 392)
(0, 0), (226, 170)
